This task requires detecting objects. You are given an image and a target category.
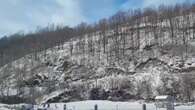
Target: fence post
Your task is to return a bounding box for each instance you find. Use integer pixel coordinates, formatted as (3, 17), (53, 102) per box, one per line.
(94, 104), (98, 110)
(142, 104), (146, 110)
(64, 104), (66, 110)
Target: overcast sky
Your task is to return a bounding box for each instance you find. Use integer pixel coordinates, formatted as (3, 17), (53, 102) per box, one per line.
(0, 0), (193, 37)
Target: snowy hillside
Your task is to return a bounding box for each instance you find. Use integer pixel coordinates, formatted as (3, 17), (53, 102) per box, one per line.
(0, 11), (195, 104)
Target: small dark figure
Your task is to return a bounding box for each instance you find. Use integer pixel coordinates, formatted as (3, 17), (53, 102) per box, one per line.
(94, 104), (98, 110)
(142, 104), (146, 110)
(47, 103), (50, 108)
(43, 103), (46, 108)
(55, 104), (58, 109)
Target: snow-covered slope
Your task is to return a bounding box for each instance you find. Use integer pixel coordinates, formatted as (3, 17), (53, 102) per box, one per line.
(0, 14), (195, 104)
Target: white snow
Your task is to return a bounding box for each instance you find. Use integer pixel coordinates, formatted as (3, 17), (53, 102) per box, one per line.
(34, 100), (195, 110)
(37, 90), (65, 104)
(155, 95), (169, 100)
(0, 100), (194, 110)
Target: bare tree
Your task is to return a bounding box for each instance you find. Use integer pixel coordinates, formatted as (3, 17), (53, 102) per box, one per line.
(99, 19), (108, 54)
(15, 64), (27, 96)
(133, 9), (142, 49)
(69, 40), (74, 56)
(182, 74), (195, 102)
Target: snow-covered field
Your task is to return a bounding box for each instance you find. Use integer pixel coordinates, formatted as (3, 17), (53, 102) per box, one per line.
(45, 101), (195, 110)
(0, 100), (194, 110)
